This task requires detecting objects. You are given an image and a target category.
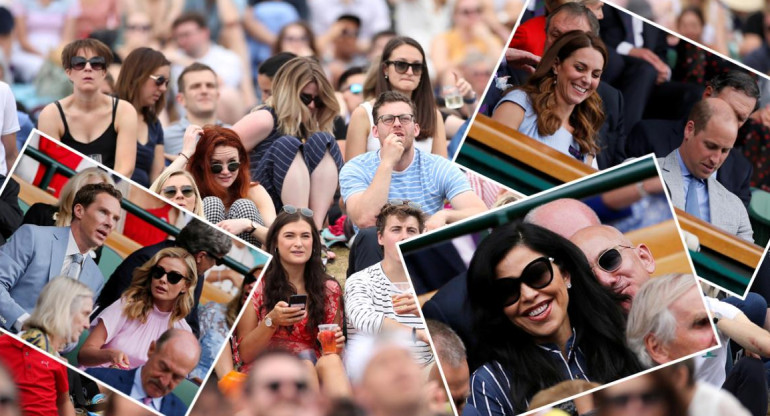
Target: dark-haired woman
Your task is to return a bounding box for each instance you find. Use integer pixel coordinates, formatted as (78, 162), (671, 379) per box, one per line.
(492, 30), (607, 168)
(465, 222), (641, 414)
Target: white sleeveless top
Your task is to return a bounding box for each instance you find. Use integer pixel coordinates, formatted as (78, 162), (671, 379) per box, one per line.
(360, 101), (434, 154)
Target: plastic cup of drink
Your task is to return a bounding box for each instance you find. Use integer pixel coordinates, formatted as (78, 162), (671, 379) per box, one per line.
(392, 282), (412, 315)
(443, 86), (463, 109)
(318, 323), (338, 355)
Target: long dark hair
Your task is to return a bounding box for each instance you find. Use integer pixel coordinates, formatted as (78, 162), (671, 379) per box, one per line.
(467, 222), (641, 411)
(260, 212), (339, 339)
(377, 36), (437, 140)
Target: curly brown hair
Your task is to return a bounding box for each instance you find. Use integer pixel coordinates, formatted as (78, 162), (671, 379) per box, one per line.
(516, 30), (607, 157)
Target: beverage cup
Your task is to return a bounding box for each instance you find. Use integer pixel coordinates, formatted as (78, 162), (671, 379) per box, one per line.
(318, 323), (339, 355)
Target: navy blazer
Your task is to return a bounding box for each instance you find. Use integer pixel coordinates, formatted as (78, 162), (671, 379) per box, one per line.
(600, 5), (668, 60)
(626, 118), (752, 208)
(85, 367), (187, 416)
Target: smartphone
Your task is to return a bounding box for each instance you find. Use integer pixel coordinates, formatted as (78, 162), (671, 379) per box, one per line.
(288, 294), (308, 310)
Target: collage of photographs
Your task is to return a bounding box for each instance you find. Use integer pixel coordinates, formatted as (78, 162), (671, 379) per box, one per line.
(1, 0), (770, 415)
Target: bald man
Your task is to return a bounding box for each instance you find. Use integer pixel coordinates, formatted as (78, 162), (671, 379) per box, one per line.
(524, 198), (600, 238)
(571, 225), (655, 311)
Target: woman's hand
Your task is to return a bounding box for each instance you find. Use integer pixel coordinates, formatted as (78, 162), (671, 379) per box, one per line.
(267, 301), (306, 327)
(334, 326), (345, 351)
(217, 218), (253, 235)
(393, 293), (419, 316)
(181, 124), (203, 158)
(106, 349), (131, 369)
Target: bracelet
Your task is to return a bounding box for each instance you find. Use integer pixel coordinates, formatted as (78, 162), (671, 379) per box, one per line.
(636, 182), (648, 198)
(178, 152), (190, 161)
(411, 327), (417, 342)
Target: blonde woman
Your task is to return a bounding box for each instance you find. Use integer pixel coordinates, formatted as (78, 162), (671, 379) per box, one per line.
(232, 56), (342, 230)
(149, 169), (204, 221)
(21, 277), (94, 357)
(77, 247), (197, 369)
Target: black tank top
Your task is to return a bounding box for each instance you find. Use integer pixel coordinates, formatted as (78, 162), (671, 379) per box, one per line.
(55, 96), (118, 169)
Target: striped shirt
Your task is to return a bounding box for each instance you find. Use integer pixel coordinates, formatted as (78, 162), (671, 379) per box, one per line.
(339, 148), (472, 216)
(466, 330), (589, 415)
(344, 262), (433, 366)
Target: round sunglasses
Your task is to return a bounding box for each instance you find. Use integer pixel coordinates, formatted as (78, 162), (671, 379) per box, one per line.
(384, 60), (424, 76)
(70, 56), (106, 71)
(161, 185), (194, 199)
(594, 245), (634, 273)
(211, 161), (241, 174)
(492, 256), (555, 307)
(150, 265), (186, 285)
(282, 205), (314, 217)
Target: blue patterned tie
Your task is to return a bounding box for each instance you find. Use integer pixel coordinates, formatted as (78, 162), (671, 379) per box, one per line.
(685, 177), (702, 220)
(66, 253), (84, 279)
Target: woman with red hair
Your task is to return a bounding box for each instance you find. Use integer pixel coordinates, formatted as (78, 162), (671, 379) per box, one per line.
(170, 124), (275, 246)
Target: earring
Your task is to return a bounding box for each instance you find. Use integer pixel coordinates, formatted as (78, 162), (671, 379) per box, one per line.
(566, 282), (572, 289)
(385, 74), (388, 80)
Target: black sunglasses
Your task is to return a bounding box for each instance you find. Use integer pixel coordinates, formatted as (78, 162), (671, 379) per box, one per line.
(206, 251), (225, 266)
(595, 245), (634, 273)
(161, 185), (194, 199)
(385, 60), (424, 75)
(492, 257), (555, 307)
(211, 161), (241, 174)
(388, 199), (422, 210)
(262, 379), (309, 394)
(150, 265), (186, 285)
(70, 56), (106, 71)
(602, 389), (665, 408)
(149, 74), (169, 87)
(244, 272), (257, 285)
(299, 93), (324, 108)
(282, 205), (314, 217)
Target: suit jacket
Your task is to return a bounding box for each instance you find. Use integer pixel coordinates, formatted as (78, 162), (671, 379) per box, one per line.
(627, 118), (753, 208)
(600, 5), (668, 60)
(85, 367), (187, 416)
(0, 225), (104, 330)
(0, 175), (22, 244)
(658, 151), (753, 242)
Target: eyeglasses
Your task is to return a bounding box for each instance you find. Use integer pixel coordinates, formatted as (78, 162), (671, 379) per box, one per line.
(492, 257), (555, 307)
(346, 83), (363, 94)
(260, 379), (309, 394)
(602, 389), (665, 409)
(210, 161), (241, 174)
(149, 74), (169, 87)
(161, 185), (194, 199)
(340, 29), (359, 38)
(594, 245), (634, 273)
(388, 199), (422, 210)
(458, 7), (483, 16)
(283, 205), (314, 217)
(377, 114), (415, 126)
(205, 251), (225, 266)
(126, 24), (152, 32)
(385, 60), (424, 75)
(299, 93), (324, 108)
(150, 265), (186, 285)
(70, 56), (106, 71)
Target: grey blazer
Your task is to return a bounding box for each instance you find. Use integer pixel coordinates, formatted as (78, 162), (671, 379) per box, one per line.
(0, 225), (105, 330)
(658, 151), (754, 243)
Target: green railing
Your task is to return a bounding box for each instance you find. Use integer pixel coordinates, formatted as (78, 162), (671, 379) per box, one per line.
(25, 146), (254, 274)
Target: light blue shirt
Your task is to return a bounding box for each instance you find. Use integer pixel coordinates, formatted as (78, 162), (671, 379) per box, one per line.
(130, 366), (163, 411)
(676, 150), (710, 222)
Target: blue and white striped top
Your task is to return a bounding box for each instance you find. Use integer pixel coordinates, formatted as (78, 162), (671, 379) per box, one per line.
(339, 148), (471, 216)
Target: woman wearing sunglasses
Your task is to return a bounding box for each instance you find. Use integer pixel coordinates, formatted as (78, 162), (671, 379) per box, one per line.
(78, 247), (197, 370)
(115, 47), (170, 188)
(345, 36), (447, 161)
(149, 169), (205, 218)
(465, 222), (641, 415)
(232, 56), (343, 231)
(235, 208), (350, 395)
(37, 39), (137, 179)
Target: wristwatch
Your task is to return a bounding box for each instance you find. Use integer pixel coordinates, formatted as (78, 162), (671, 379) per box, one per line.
(264, 316), (274, 328)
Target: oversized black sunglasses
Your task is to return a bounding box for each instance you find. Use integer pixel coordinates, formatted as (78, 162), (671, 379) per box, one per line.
(492, 256), (555, 307)
(161, 185), (194, 199)
(595, 245), (634, 273)
(149, 74), (169, 87)
(299, 93), (324, 107)
(70, 56), (106, 71)
(282, 205), (314, 217)
(211, 161), (241, 174)
(385, 60), (424, 75)
(150, 265), (186, 285)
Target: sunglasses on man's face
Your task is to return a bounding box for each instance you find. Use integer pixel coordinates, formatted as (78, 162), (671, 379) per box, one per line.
(150, 265), (186, 285)
(492, 256), (555, 307)
(161, 185), (194, 199)
(149, 74), (170, 87)
(385, 60), (424, 76)
(70, 56), (106, 71)
(210, 161), (241, 174)
(595, 245), (634, 273)
(282, 205), (314, 217)
(299, 93), (324, 108)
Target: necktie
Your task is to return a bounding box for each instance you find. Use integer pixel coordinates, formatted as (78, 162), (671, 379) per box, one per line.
(142, 397), (153, 408)
(685, 177), (702, 220)
(66, 253), (84, 279)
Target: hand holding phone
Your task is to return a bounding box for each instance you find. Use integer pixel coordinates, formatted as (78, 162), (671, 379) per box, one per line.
(288, 294), (308, 311)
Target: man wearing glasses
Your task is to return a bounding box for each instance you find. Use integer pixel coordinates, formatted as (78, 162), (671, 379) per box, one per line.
(340, 91), (487, 275)
(243, 349), (318, 416)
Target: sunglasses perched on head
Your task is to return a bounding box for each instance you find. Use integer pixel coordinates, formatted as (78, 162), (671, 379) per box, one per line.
(70, 56), (106, 71)
(492, 256), (555, 307)
(299, 93), (324, 107)
(210, 161), (241, 174)
(282, 205), (314, 217)
(602, 389), (665, 409)
(150, 265), (186, 284)
(594, 245), (634, 273)
(385, 60), (424, 75)
(149, 74), (170, 87)
(388, 199), (422, 210)
(161, 185), (194, 199)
